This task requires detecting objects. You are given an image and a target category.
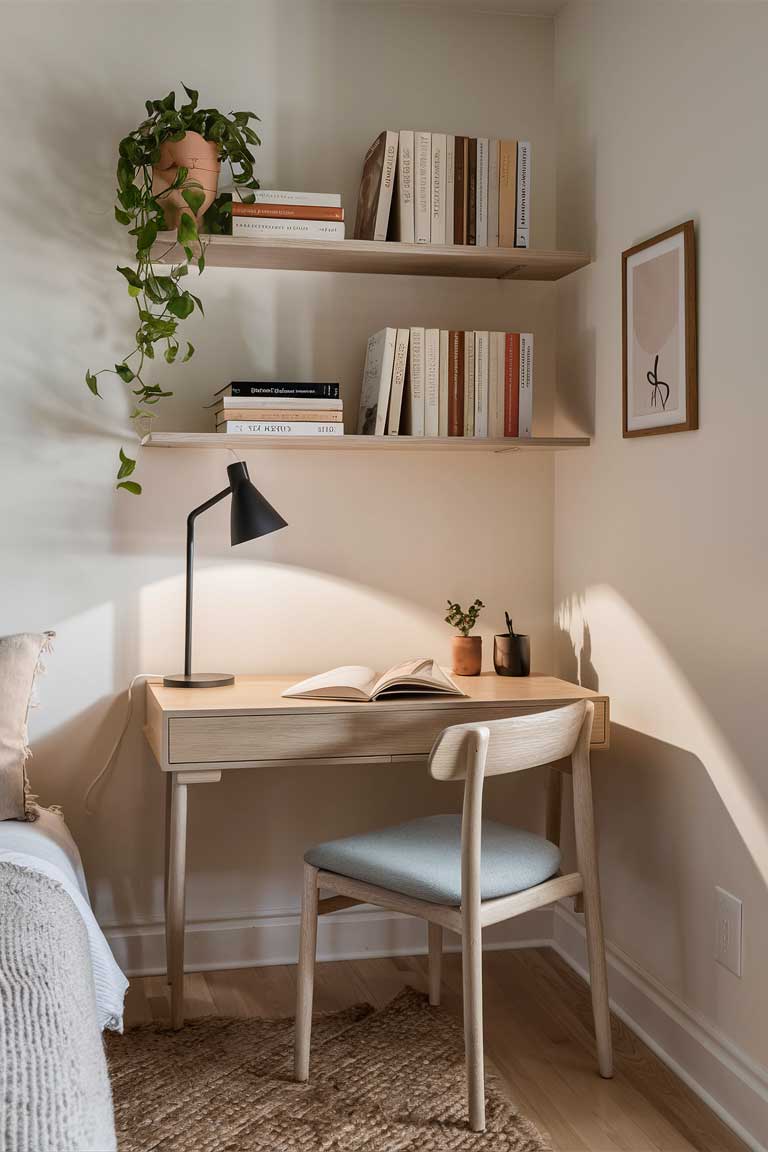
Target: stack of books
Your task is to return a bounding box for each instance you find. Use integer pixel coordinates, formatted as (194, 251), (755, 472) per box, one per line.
(231, 191), (345, 241)
(357, 328), (533, 439)
(213, 382), (344, 437)
(353, 131), (530, 249)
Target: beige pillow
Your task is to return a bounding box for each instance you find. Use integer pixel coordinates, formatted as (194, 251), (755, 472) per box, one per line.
(0, 632), (54, 821)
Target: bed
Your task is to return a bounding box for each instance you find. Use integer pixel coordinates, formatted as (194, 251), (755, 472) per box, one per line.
(0, 807), (127, 1152)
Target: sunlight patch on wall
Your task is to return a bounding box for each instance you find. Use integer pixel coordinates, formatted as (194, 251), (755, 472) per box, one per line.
(557, 585), (768, 887)
(138, 562), (449, 677)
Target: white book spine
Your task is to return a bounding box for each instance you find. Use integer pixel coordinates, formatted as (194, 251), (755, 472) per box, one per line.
(519, 333), (534, 436)
(232, 218), (345, 240)
(474, 331), (489, 437)
(220, 397), (343, 411)
(406, 327), (426, 436)
(394, 130), (415, 244)
(358, 328), (397, 435)
(445, 136), (455, 250)
(430, 133), (447, 245)
(424, 328), (440, 436)
(218, 421), (343, 436)
(387, 328), (410, 435)
(438, 329), (449, 436)
(374, 131), (399, 242)
(241, 190), (342, 207)
(476, 138), (489, 247)
(463, 331), (475, 436)
(488, 332), (505, 437)
(487, 139), (499, 248)
(515, 141), (531, 248)
(414, 131), (431, 245)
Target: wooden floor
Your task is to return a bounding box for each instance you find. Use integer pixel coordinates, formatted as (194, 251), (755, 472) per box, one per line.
(125, 947), (747, 1152)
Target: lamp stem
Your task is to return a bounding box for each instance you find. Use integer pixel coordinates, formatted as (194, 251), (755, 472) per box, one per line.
(183, 486), (232, 678)
(184, 516), (194, 678)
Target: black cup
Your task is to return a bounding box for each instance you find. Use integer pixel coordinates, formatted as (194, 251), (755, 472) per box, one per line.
(493, 634), (530, 676)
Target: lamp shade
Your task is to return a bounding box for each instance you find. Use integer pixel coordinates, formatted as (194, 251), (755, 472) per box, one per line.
(227, 461), (288, 546)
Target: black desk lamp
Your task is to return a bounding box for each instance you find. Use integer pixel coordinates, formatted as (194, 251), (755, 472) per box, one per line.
(163, 461), (287, 688)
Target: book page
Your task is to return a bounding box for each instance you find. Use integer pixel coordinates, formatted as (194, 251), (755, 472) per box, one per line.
(282, 666), (378, 701)
(372, 659), (465, 698)
(371, 658), (433, 695)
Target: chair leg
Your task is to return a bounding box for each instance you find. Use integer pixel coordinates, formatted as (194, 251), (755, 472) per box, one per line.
(428, 922), (442, 1006)
(294, 863), (319, 1082)
(462, 921), (485, 1131)
(572, 737), (614, 1079)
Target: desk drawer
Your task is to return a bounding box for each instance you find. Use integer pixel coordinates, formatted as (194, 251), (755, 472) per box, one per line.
(167, 704), (551, 765)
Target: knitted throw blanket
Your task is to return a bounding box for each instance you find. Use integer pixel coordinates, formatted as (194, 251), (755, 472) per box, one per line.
(0, 863), (116, 1152)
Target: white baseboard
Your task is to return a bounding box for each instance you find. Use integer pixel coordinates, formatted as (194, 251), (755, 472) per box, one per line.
(105, 903), (767, 1151)
(105, 904), (554, 977)
(553, 905), (768, 1152)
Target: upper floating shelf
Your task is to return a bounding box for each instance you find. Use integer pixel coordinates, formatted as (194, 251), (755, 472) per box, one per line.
(150, 234), (590, 281)
(141, 433), (590, 453)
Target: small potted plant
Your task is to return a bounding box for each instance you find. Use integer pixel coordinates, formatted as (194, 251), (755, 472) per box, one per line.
(445, 598), (485, 676)
(494, 611), (531, 676)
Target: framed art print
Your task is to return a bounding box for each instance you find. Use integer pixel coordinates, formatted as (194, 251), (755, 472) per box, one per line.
(622, 220), (697, 437)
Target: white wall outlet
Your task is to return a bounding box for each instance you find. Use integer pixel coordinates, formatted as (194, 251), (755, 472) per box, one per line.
(714, 887), (743, 977)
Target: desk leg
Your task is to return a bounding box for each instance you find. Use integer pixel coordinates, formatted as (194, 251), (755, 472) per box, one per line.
(167, 772), (188, 1030)
(164, 773), (172, 934)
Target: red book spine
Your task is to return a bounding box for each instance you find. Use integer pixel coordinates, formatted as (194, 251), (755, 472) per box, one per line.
(448, 331), (465, 436)
(231, 203), (345, 222)
(504, 333), (520, 436)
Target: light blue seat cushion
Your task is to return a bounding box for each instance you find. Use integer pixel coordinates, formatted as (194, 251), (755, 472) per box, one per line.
(305, 815), (560, 907)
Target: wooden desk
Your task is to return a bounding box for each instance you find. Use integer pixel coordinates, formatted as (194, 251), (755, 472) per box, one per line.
(144, 673), (609, 1027)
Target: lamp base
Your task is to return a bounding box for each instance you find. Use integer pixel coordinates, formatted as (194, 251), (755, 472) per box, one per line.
(163, 673), (235, 689)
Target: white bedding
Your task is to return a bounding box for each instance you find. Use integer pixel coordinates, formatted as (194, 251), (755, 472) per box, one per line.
(0, 807), (128, 1031)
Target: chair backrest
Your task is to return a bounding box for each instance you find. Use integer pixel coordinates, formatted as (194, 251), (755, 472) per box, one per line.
(429, 700), (590, 781)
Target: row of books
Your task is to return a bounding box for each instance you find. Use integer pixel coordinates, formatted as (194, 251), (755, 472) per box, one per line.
(213, 381), (344, 436)
(354, 131), (531, 248)
(230, 190), (345, 242)
(357, 328), (534, 438)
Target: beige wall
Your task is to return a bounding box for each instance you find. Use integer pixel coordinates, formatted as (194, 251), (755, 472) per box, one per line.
(554, 0), (768, 1078)
(0, 1), (559, 965)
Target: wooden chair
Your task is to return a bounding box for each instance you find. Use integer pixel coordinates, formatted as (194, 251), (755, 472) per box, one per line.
(294, 700), (613, 1132)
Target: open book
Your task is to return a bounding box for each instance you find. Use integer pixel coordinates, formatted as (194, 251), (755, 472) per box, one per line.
(283, 659), (466, 702)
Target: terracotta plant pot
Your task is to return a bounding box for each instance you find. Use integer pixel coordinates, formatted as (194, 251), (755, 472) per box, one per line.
(152, 131), (220, 229)
(451, 635), (482, 677)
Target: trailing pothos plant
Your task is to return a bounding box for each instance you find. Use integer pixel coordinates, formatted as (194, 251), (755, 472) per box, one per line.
(86, 84), (260, 494)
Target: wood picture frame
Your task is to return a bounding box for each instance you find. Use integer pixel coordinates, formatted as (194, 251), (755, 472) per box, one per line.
(622, 220), (697, 437)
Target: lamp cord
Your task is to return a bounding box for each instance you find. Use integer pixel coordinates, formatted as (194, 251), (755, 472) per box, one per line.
(83, 674), (163, 815)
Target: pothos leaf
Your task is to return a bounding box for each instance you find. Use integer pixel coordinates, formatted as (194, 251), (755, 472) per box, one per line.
(117, 448), (136, 478)
(182, 342), (195, 362)
(182, 186), (205, 216)
(167, 293), (194, 320)
(115, 363), (135, 383)
(176, 211), (198, 247)
(85, 370), (100, 397)
(116, 265), (142, 288)
(117, 480), (142, 495)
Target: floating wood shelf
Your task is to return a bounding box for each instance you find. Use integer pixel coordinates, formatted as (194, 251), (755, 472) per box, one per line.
(141, 433), (590, 453)
(150, 234), (590, 281)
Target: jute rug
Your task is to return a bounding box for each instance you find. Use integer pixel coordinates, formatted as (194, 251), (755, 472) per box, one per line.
(106, 987), (550, 1151)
